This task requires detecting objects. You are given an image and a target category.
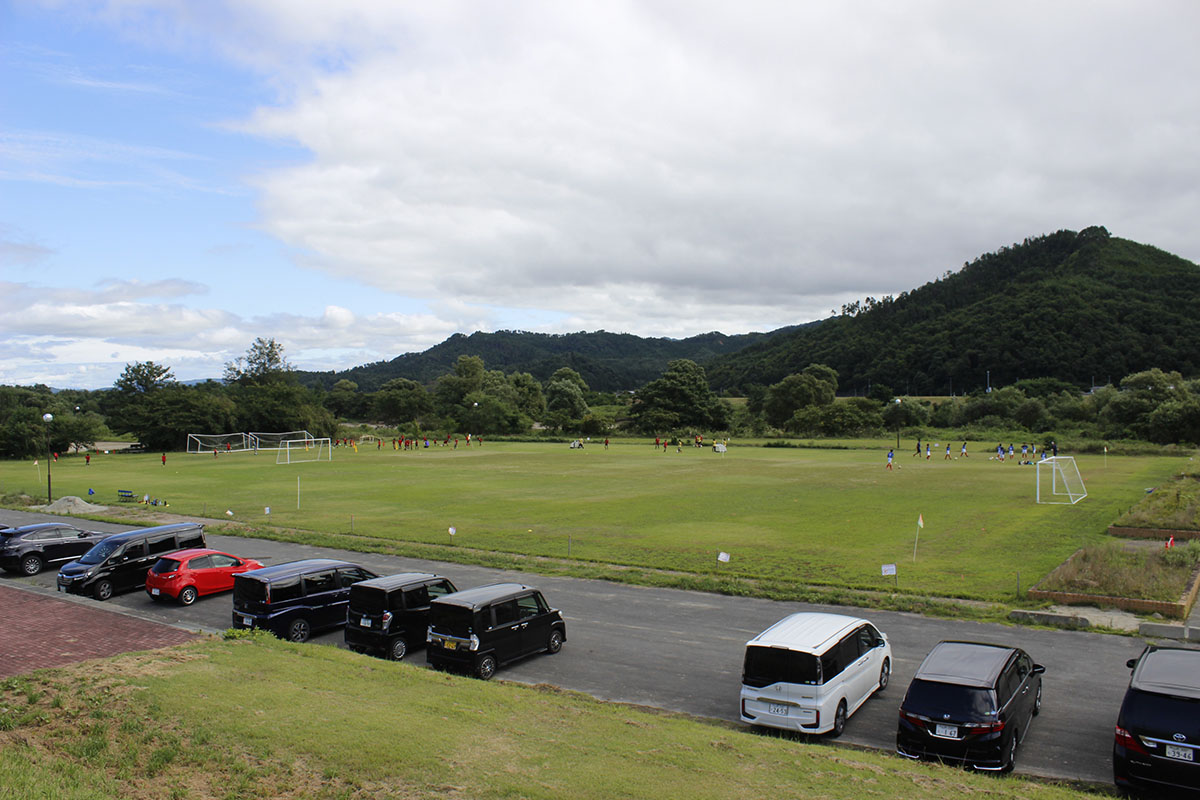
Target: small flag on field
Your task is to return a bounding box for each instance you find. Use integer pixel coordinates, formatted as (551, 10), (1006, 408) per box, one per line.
(918, 514), (924, 529)
(33, 459), (38, 466)
(448, 526), (456, 536)
(717, 551), (731, 563)
(88, 488), (94, 495)
(1167, 536), (1175, 549)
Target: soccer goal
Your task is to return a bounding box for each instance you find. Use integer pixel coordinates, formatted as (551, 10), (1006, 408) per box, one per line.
(276, 438), (332, 464)
(1036, 456), (1087, 504)
(249, 430), (315, 451)
(186, 432), (250, 453)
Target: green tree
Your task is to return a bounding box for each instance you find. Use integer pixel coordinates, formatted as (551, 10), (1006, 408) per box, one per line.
(325, 379), (366, 419)
(508, 372), (546, 419)
(114, 361), (175, 394)
(224, 337), (291, 385)
(629, 360), (728, 434)
(373, 379), (432, 427)
(762, 365), (838, 428)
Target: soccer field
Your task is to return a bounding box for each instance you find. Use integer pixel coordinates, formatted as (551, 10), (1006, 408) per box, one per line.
(1, 441), (1184, 601)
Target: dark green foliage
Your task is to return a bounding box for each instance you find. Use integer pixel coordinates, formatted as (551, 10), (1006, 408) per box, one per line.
(762, 364), (838, 427)
(629, 360), (729, 434)
(705, 229), (1200, 394)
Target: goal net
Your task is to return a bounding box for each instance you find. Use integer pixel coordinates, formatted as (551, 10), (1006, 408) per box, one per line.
(186, 432), (250, 453)
(1036, 456), (1087, 504)
(249, 431), (315, 451)
(276, 437), (332, 464)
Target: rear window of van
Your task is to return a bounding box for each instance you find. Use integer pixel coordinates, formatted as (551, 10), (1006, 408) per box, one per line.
(743, 645), (821, 687)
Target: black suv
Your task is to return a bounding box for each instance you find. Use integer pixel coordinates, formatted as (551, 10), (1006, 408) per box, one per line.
(1114, 645), (1200, 795)
(897, 640), (1045, 772)
(345, 572), (458, 660)
(0, 523), (110, 575)
(426, 583), (565, 679)
(232, 559), (378, 642)
(56, 523), (205, 600)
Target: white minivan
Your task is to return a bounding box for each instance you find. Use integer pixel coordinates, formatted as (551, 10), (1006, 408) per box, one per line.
(739, 612), (892, 737)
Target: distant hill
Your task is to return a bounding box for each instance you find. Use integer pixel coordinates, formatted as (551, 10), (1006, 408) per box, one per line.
(297, 328), (801, 393)
(704, 226), (1200, 394)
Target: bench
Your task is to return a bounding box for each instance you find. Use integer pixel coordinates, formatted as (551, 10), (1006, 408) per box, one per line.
(117, 489), (136, 502)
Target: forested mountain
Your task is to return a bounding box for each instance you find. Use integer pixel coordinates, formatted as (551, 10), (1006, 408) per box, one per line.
(298, 328), (798, 393)
(705, 227), (1200, 395)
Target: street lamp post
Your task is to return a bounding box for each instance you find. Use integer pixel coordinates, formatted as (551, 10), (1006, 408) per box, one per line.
(42, 412), (53, 503)
(894, 398), (901, 450)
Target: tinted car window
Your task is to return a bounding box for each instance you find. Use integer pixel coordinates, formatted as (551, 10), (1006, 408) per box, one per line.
(177, 530), (204, 549)
(857, 625), (878, 651)
(151, 558), (181, 575)
(147, 535), (178, 555)
(269, 578), (302, 603)
(189, 555), (214, 570)
(348, 585), (387, 614)
(234, 578), (267, 604)
(429, 580), (454, 599)
(404, 585), (430, 608)
(516, 594), (544, 619)
(336, 567), (372, 587)
(493, 599), (520, 627)
(905, 679), (995, 718)
(997, 664), (1019, 705)
(743, 646), (821, 688)
(122, 542), (146, 560)
(430, 604), (477, 637)
(304, 571), (336, 595)
(210, 554), (238, 568)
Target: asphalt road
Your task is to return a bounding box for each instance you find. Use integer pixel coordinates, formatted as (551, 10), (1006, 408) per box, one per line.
(2, 508), (1185, 787)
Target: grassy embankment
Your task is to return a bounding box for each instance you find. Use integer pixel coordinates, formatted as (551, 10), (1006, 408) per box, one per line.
(0, 633), (1102, 800)
(0, 442), (1184, 609)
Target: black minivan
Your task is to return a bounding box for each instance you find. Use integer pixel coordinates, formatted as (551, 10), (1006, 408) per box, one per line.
(232, 559), (378, 642)
(1114, 645), (1200, 794)
(56, 523), (205, 600)
(426, 583), (565, 680)
(896, 640), (1045, 772)
(344, 572), (458, 660)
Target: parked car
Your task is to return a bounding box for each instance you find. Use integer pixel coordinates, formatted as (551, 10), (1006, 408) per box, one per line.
(145, 548), (264, 605)
(56, 523), (206, 600)
(740, 612), (891, 737)
(896, 640), (1044, 772)
(426, 583), (565, 679)
(345, 572), (458, 660)
(0, 523), (111, 575)
(231, 559), (378, 642)
(1114, 645), (1200, 795)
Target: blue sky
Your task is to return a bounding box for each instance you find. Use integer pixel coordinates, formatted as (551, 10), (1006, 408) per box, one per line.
(4, 1), (1200, 389)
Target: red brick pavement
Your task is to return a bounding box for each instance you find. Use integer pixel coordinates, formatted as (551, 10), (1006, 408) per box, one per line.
(0, 584), (200, 678)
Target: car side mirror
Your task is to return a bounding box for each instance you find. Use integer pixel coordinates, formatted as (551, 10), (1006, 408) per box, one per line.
(1126, 658), (1137, 670)
(1032, 664), (1045, 675)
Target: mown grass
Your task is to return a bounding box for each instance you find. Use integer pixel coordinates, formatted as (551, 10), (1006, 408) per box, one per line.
(1039, 539), (1200, 601)
(0, 441), (1186, 603)
(0, 635), (1102, 800)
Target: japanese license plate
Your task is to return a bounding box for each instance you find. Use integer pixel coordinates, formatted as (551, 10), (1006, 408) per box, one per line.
(935, 724), (958, 738)
(360, 616), (371, 628)
(443, 639), (457, 650)
(768, 703), (788, 716)
(150, 588), (160, 596)
(1166, 744), (1194, 762)
(240, 614), (253, 625)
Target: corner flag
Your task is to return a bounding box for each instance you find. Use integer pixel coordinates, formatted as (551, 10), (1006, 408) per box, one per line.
(918, 514), (924, 529)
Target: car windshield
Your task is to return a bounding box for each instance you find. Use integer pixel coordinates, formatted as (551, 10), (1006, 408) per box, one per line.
(348, 585), (388, 615)
(78, 538), (122, 565)
(742, 645), (822, 688)
(904, 679), (996, 720)
(430, 604), (475, 638)
(151, 558), (181, 575)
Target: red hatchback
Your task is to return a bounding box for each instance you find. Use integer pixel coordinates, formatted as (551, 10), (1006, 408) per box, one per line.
(145, 548), (264, 606)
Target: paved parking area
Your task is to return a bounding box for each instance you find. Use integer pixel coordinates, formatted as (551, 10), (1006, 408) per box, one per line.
(0, 584), (200, 678)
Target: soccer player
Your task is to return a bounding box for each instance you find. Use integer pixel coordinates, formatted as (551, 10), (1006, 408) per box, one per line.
(886, 449), (894, 470)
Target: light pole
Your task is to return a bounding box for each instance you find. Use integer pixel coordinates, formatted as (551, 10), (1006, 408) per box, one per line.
(894, 398), (901, 450)
(42, 412), (53, 503)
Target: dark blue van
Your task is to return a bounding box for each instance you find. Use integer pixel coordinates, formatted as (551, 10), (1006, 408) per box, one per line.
(231, 559), (378, 642)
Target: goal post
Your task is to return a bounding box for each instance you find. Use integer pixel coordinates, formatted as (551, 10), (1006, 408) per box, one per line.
(276, 437), (332, 464)
(186, 432), (250, 453)
(1036, 456), (1087, 504)
(249, 431), (315, 451)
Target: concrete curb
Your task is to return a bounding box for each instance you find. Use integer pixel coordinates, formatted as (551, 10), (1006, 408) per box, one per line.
(1138, 621), (1200, 642)
(1008, 610), (1090, 629)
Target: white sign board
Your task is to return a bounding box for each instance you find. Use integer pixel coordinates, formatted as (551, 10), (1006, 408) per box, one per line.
(717, 551), (731, 563)
(881, 563), (897, 576)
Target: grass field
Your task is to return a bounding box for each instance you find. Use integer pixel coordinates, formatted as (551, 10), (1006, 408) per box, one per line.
(0, 634), (1099, 800)
(1, 440), (1186, 603)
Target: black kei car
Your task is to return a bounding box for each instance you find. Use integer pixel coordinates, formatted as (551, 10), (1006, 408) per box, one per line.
(897, 640), (1045, 772)
(426, 583), (565, 680)
(0, 523), (110, 575)
(344, 572), (458, 660)
(1114, 645), (1200, 795)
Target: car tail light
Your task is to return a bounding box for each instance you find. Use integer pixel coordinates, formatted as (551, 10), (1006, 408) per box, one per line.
(381, 610), (393, 630)
(1115, 725), (1149, 755)
(469, 634), (480, 651)
(899, 710), (926, 729)
(963, 720), (1005, 735)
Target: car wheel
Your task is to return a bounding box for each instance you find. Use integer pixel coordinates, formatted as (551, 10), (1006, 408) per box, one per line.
(475, 654), (497, 680)
(20, 554), (44, 575)
(93, 580), (113, 601)
(829, 700), (848, 738)
(178, 586), (198, 606)
(878, 658), (890, 692)
(1032, 683), (1042, 716)
(1002, 730), (1018, 772)
(546, 629), (564, 654)
(389, 637), (408, 661)
(287, 618), (311, 643)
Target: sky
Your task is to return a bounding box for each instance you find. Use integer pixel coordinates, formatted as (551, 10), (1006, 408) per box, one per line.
(3, 1), (1199, 390)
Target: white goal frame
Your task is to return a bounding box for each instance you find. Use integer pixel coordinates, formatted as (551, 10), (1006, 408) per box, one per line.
(186, 432), (250, 453)
(276, 437), (332, 464)
(250, 430), (315, 451)
(1036, 456), (1087, 504)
